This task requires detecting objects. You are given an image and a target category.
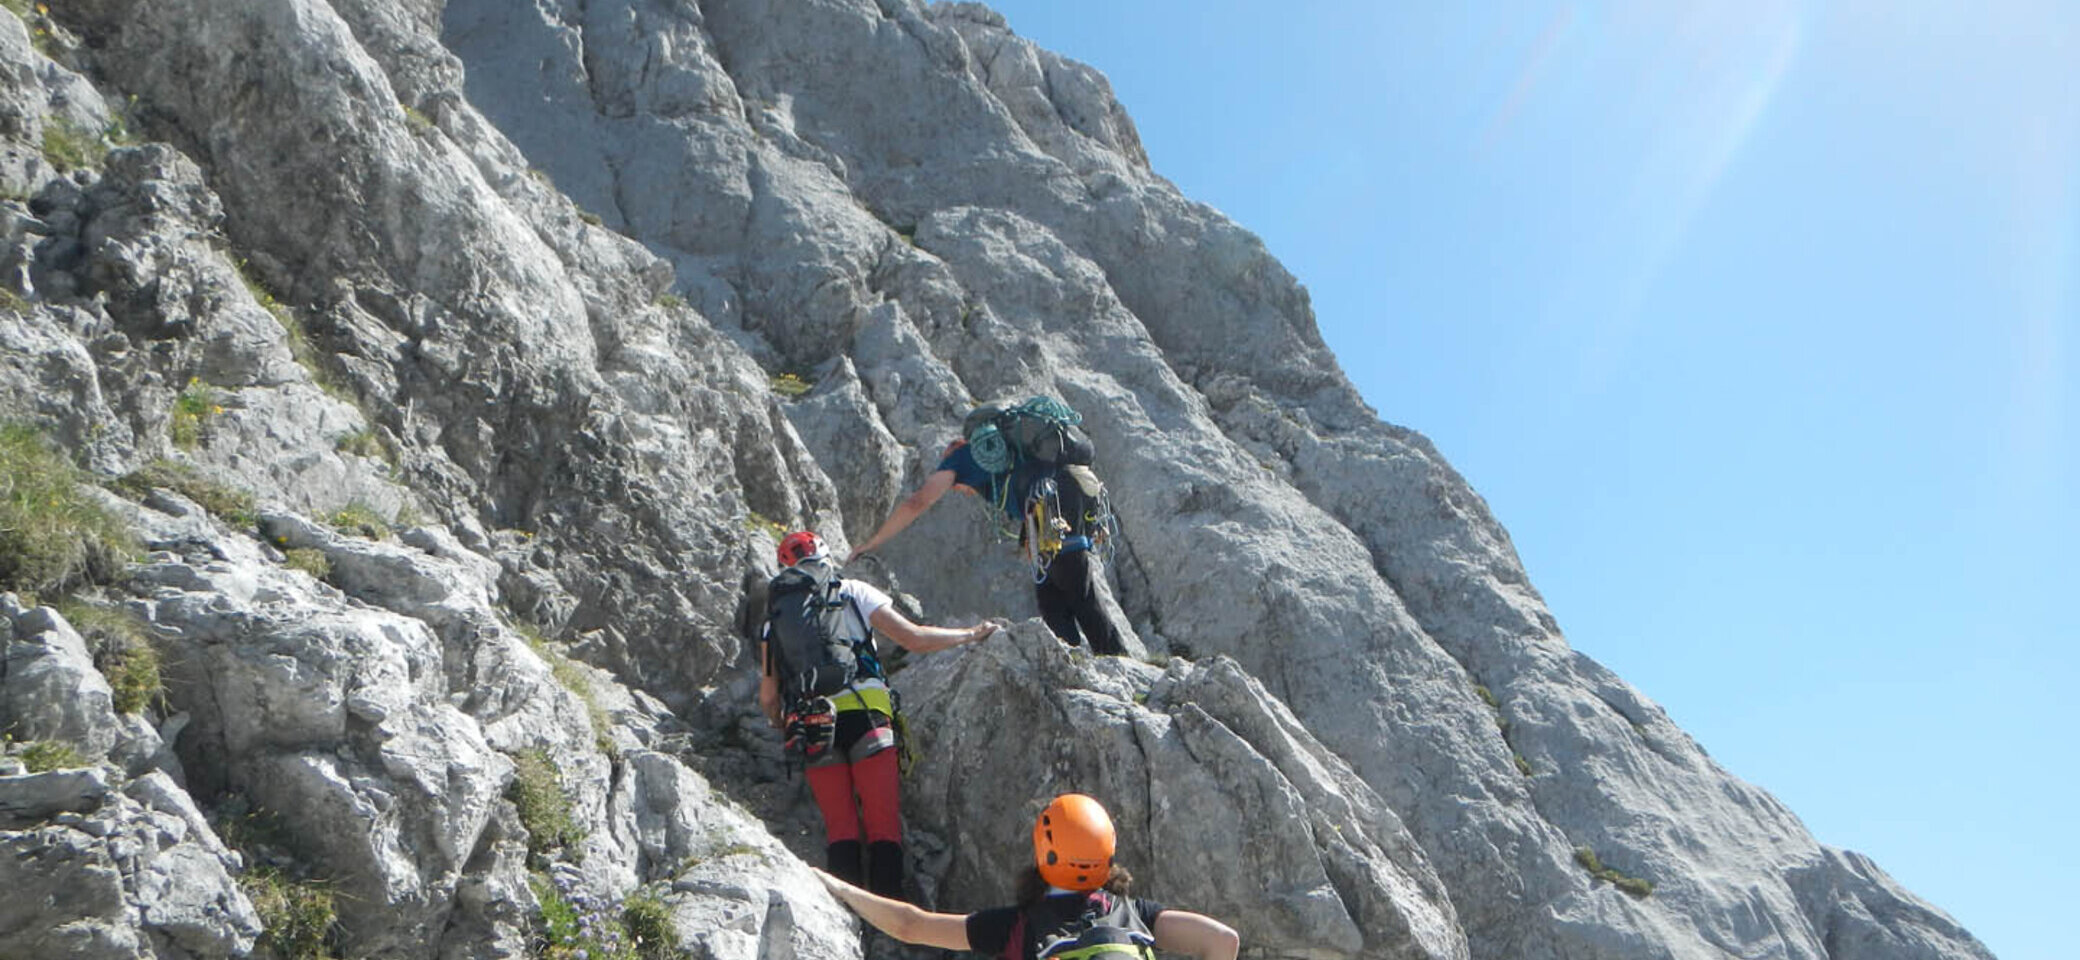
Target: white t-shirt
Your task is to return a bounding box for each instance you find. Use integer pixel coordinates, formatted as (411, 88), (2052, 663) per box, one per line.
(835, 578), (892, 626)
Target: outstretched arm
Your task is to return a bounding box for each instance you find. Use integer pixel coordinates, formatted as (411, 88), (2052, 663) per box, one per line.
(815, 869), (973, 950)
(1153, 910), (1240, 960)
(870, 606), (999, 654)
(849, 469), (960, 562)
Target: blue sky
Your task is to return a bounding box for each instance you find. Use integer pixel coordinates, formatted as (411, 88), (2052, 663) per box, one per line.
(984, 3), (2075, 958)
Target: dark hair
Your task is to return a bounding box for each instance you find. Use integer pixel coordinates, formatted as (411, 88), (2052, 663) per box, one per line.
(1013, 864), (1134, 909)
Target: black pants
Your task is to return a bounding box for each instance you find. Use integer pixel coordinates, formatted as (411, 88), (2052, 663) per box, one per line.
(1035, 549), (1124, 655)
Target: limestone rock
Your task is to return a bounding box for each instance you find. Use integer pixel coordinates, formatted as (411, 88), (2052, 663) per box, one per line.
(0, 1), (2000, 959)
(898, 624), (1466, 960)
(0, 601), (122, 760)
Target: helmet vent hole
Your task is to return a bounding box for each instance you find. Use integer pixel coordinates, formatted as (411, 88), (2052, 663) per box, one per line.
(1046, 852), (1058, 865)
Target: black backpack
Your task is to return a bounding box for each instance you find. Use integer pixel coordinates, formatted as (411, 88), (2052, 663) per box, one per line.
(967, 397), (1095, 474)
(763, 558), (876, 702)
(1003, 891), (1157, 960)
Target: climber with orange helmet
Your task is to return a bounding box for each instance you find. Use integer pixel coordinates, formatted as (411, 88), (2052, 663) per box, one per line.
(816, 792), (1240, 960)
(757, 530), (1002, 901)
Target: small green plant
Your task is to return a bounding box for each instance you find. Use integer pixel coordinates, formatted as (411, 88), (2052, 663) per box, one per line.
(0, 287), (29, 313)
(1573, 846), (1654, 898)
(653, 293), (685, 310)
(1474, 684), (1498, 708)
(62, 600), (158, 714)
(21, 739), (87, 772)
(41, 116), (107, 173)
(1513, 752), (1532, 777)
(622, 890), (684, 960)
(242, 867), (340, 960)
(401, 103), (434, 133)
(283, 548), (330, 580)
(0, 424), (136, 596)
(329, 501), (391, 540)
(767, 372), (811, 399)
(334, 428), (397, 470)
(111, 459), (258, 529)
(168, 378), (219, 449)
(741, 511), (789, 542)
(528, 873), (686, 959)
(578, 211), (602, 227)
(509, 750), (583, 863)
(105, 113), (137, 147)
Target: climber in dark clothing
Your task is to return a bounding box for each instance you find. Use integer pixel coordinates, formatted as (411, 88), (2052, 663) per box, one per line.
(850, 438), (1126, 656)
(817, 793), (1239, 960)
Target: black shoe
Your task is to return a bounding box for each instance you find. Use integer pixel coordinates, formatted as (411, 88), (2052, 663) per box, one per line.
(827, 840), (864, 886)
(867, 840), (905, 901)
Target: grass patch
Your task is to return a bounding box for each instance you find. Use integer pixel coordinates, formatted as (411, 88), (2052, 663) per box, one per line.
(334, 427), (397, 469)
(283, 548), (330, 580)
(578, 211), (602, 227)
(1573, 846), (1654, 898)
(41, 116), (107, 173)
(0, 287), (29, 313)
(168, 378), (219, 449)
(509, 750), (583, 864)
(528, 873), (685, 960)
(111, 459), (258, 529)
(61, 599), (158, 714)
(242, 867), (340, 960)
(1474, 684), (1498, 708)
(653, 293), (685, 310)
(1513, 752), (1532, 777)
(622, 890), (684, 960)
(0, 424), (136, 596)
(21, 739), (87, 772)
(329, 501), (390, 540)
(741, 511), (789, 542)
(400, 103), (434, 134)
(767, 372), (811, 399)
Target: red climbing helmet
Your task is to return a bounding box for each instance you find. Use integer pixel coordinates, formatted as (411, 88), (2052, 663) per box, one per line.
(776, 531), (826, 567)
(1033, 793), (1115, 891)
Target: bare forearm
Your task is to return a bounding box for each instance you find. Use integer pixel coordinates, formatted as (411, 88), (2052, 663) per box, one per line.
(856, 498), (926, 555)
(815, 870), (970, 949)
(905, 622), (994, 653)
(873, 608), (999, 654)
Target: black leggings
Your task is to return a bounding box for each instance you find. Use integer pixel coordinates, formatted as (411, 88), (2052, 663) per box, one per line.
(1035, 550), (1124, 655)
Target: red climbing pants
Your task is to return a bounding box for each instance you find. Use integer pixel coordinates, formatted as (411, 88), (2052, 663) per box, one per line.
(804, 710), (902, 845)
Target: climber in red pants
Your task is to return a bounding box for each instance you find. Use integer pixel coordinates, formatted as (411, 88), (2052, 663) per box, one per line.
(758, 531), (1000, 900)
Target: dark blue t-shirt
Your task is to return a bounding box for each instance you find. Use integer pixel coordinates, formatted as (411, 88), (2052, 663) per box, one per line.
(938, 442), (1016, 517)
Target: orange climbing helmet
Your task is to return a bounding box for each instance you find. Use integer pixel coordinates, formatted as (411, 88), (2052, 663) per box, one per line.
(1033, 793), (1116, 891)
(776, 531), (826, 567)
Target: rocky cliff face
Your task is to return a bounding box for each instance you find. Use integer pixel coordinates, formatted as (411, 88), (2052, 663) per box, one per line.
(0, 2), (1994, 959)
